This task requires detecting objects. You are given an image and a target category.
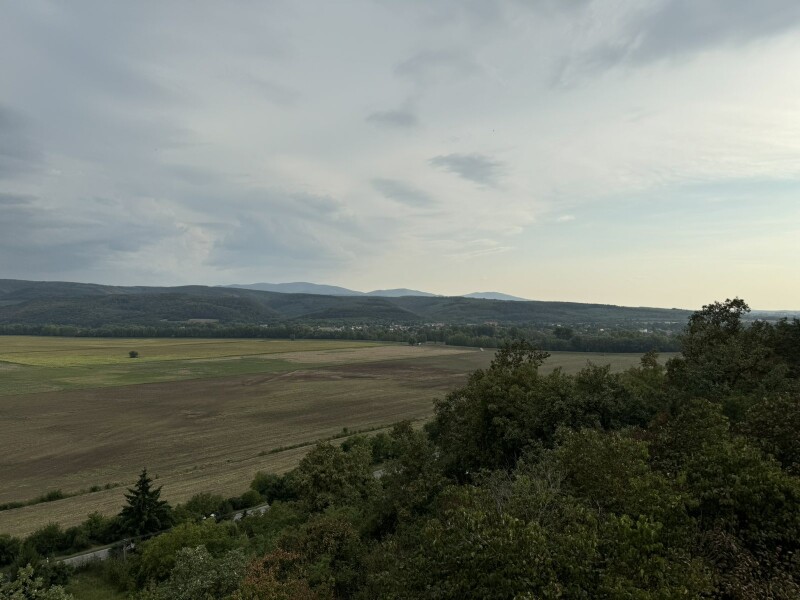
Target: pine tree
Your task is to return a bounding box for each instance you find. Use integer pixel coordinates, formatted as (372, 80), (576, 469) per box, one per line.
(119, 468), (173, 536)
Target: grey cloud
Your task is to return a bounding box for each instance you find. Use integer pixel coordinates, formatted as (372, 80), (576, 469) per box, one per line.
(248, 77), (300, 107)
(372, 178), (434, 206)
(210, 216), (338, 266)
(196, 186), (375, 269)
(535, 0), (592, 11)
(429, 153), (503, 187)
(627, 0), (800, 64)
(565, 0), (800, 79)
(0, 106), (43, 179)
(366, 108), (419, 129)
(395, 50), (478, 85)
(0, 195), (174, 276)
(380, 0), (506, 29)
(0, 193), (35, 206)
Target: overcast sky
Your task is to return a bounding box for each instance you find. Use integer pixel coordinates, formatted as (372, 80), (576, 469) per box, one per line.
(2, 1), (799, 309)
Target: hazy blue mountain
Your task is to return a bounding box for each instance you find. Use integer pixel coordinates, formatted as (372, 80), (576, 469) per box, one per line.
(365, 288), (438, 298)
(463, 291), (529, 301)
(228, 282), (526, 301)
(228, 282), (363, 296)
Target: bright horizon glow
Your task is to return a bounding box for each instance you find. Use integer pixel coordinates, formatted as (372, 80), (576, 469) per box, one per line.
(2, 1), (799, 310)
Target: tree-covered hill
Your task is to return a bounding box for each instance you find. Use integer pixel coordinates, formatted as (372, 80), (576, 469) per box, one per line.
(0, 279), (691, 327)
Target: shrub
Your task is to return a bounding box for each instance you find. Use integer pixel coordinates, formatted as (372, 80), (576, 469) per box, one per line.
(0, 533), (20, 567)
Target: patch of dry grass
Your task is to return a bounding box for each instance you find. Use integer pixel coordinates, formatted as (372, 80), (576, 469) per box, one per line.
(0, 337), (383, 367)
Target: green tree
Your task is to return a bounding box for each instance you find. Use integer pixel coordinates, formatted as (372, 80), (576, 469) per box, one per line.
(135, 520), (243, 584)
(233, 549), (324, 600)
(277, 511), (366, 598)
(666, 298), (792, 415)
(371, 423), (446, 535)
(119, 469), (173, 537)
(137, 546), (248, 600)
(172, 493), (225, 523)
(0, 534), (21, 567)
(740, 394), (800, 474)
(0, 564), (73, 600)
(294, 441), (377, 512)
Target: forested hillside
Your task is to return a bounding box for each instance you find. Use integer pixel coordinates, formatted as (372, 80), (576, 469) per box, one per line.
(2, 299), (799, 599)
(0, 279), (690, 327)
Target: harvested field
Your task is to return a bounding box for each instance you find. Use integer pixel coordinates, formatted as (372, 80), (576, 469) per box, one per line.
(0, 336), (668, 536)
(0, 336), (383, 367)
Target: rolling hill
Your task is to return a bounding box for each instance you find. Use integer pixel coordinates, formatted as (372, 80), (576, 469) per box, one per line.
(0, 279), (692, 327)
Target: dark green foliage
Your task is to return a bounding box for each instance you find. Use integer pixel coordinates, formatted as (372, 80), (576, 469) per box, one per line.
(136, 546), (248, 600)
(740, 394), (800, 474)
(250, 472), (297, 504)
(368, 432), (395, 463)
(38, 490), (65, 503)
(369, 423), (447, 537)
(173, 493), (226, 523)
(118, 469), (173, 537)
(134, 520), (243, 584)
(365, 475), (709, 599)
(0, 565), (73, 600)
(430, 340), (667, 476)
(294, 440), (378, 512)
(277, 510), (366, 598)
(772, 317), (800, 377)
(666, 299), (797, 416)
(550, 429), (688, 529)
(236, 502), (308, 555)
(238, 490), (262, 509)
(0, 533), (21, 567)
(25, 523), (69, 557)
(651, 399), (800, 595)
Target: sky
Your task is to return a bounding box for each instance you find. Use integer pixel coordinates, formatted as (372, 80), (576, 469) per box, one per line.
(1, 0), (799, 309)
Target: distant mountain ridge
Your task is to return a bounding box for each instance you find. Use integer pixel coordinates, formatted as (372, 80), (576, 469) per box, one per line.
(228, 282), (362, 296)
(463, 292), (528, 301)
(0, 278), (692, 328)
(228, 282), (523, 300)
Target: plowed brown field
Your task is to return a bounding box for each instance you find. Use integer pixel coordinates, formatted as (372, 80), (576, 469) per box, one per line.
(0, 337), (658, 536)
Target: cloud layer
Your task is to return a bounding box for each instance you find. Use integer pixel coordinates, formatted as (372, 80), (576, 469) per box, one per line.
(1, 0), (799, 308)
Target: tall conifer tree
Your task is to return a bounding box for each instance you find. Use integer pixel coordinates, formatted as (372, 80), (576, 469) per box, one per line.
(119, 468), (173, 536)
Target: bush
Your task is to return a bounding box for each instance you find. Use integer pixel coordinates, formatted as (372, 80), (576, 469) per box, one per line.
(38, 489), (66, 503)
(174, 493), (226, 523)
(250, 472), (296, 504)
(239, 489), (262, 509)
(26, 523), (68, 557)
(0, 534), (20, 567)
(136, 546), (247, 600)
(0, 565), (73, 600)
(135, 520), (243, 584)
(82, 512), (120, 545)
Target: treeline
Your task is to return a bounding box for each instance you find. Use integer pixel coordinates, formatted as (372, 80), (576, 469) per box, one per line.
(0, 321), (684, 353)
(2, 299), (800, 599)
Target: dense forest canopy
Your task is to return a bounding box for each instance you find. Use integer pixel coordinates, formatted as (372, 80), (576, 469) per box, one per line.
(2, 299), (800, 599)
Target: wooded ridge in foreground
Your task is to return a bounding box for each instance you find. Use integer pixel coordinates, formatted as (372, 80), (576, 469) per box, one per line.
(1, 298), (799, 599)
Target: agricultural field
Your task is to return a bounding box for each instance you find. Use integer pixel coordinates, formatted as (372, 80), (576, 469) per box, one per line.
(0, 336), (667, 536)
